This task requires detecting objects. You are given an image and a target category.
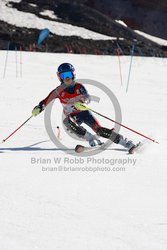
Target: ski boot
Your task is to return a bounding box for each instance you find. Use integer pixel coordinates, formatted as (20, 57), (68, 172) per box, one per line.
(118, 137), (135, 154)
(128, 142), (141, 154)
(118, 136), (141, 154)
(84, 131), (103, 147)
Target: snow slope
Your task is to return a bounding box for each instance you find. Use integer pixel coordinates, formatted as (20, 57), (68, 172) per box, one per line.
(0, 0), (115, 40)
(116, 19), (167, 46)
(0, 51), (167, 250)
(134, 30), (167, 46)
(1, 0), (167, 45)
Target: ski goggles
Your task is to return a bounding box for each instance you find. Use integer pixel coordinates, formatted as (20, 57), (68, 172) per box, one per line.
(59, 71), (73, 80)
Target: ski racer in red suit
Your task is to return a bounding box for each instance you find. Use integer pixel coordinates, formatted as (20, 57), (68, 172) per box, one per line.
(32, 63), (137, 153)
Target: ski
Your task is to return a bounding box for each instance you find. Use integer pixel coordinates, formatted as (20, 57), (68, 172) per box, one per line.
(75, 144), (104, 153)
(75, 142), (142, 154)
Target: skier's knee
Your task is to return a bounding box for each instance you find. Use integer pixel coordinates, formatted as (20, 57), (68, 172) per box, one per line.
(63, 116), (86, 137)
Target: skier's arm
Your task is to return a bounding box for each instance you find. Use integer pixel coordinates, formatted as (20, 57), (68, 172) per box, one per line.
(39, 88), (58, 107)
(32, 89), (58, 117)
(79, 85), (91, 104)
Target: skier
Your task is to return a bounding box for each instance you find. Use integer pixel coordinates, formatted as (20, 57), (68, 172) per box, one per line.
(32, 63), (138, 153)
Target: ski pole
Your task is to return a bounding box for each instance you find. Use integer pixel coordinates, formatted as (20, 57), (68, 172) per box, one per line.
(1, 115), (33, 143)
(74, 102), (159, 144)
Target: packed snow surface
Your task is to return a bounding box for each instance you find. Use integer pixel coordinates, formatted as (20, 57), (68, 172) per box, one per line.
(0, 51), (167, 250)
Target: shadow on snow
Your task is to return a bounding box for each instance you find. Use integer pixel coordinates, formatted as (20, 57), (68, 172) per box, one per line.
(0, 140), (127, 153)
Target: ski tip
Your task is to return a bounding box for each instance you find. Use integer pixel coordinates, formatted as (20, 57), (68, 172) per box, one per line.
(128, 141), (142, 154)
(75, 145), (85, 153)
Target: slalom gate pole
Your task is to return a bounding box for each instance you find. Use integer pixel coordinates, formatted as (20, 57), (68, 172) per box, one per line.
(116, 48), (123, 86)
(126, 44), (135, 93)
(20, 45), (22, 77)
(15, 46), (18, 78)
(56, 126), (61, 140)
(3, 42), (10, 79)
(1, 116), (33, 143)
(74, 102), (159, 144)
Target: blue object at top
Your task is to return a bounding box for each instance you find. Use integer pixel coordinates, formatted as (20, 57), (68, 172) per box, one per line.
(37, 28), (50, 46)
